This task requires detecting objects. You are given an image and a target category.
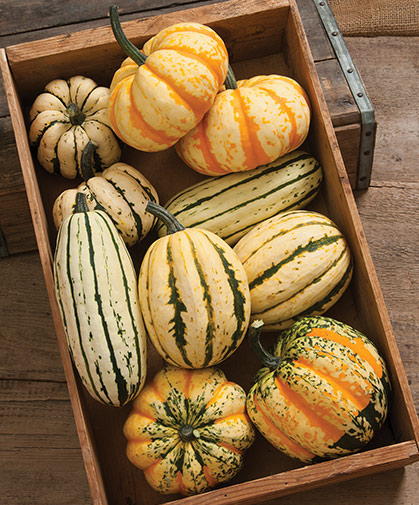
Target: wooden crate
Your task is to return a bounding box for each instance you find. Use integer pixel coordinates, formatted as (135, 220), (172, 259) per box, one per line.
(1, 0), (418, 504)
(0, 0), (372, 257)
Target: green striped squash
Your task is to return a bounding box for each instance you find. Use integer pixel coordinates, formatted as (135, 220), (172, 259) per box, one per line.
(124, 365), (255, 495)
(53, 193), (147, 406)
(138, 202), (251, 368)
(53, 154), (159, 247)
(157, 151), (323, 245)
(246, 317), (391, 463)
(233, 210), (353, 330)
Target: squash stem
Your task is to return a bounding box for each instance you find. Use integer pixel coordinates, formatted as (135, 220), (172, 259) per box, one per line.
(109, 5), (147, 66)
(146, 201), (185, 234)
(249, 320), (282, 370)
(178, 425), (195, 442)
(224, 65), (238, 90)
(67, 102), (86, 126)
(74, 192), (89, 214)
(80, 140), (98, 180)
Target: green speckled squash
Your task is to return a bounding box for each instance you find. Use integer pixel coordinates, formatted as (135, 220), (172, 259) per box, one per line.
(246, 317), (391, 463)
(124, 365), (255, 495)
(158, 150), (323, 245)
(233, 209), (353, 330)
(54, 193), (147, 406)
(138, 202), (251, 368)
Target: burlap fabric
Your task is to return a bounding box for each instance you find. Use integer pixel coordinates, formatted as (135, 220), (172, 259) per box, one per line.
(329, 0), (419, 36)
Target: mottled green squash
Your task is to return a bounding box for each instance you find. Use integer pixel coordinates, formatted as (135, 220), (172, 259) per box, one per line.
(246, 317), (391, 463)
(124, 365), (255, 495)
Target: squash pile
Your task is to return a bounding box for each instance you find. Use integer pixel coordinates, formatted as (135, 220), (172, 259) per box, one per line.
(27, 4), (391, 499)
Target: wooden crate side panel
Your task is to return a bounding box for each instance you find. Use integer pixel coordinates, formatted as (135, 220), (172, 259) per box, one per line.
(335, 123), (361, 189)
(283, 2), (419, 446)
(0, 48), (109, 505)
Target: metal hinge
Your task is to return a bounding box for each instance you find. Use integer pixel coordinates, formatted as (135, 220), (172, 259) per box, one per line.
(0, 225), (9, 257)
(313, 0), (376, 189)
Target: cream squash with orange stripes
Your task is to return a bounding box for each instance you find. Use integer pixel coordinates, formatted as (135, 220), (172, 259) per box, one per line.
(124, 365), (255, 495)
(176, 72), (311, 175)
(107, 6), (228, 152)
(246, 317), (390, 463)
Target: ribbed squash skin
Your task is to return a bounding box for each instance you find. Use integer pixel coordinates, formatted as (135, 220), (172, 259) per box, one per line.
(138, 228), (251, 368)
(108, 23), (228, 152)
(176, 74), (311, 176)
(158, 151), (322, 245)
(52, 162), (159, 246)
(29, 76), (121, 178)
(233, 210), (353, 330)
(246, 316), (391, 463)
(124, 365), (255, 495)
(54, 207), (147, 406)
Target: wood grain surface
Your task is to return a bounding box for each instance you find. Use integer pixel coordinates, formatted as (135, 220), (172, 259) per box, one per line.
(0, 2), (418, 505)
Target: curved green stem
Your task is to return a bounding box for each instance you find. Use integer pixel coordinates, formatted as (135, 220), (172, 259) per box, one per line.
(248, 320), (282, 370)
(146, 201), (185, 234)
(80, 140), (97, 180)
(224, 65), (238, 90)
(75, 192), (89, 213)
(67, 102), (86, 126)
(109, 4), (147, 66)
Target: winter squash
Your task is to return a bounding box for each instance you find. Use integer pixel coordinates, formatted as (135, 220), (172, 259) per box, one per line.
(138, 202), (251, 368)
(108, 5), (229, 152)
(124, 365), (255, 495)
(246, 317), (391, 463)
(158, 150), (323, 245)
(29, 75), (121, 178)
(52, 141), (159, 247)
(53, 193), (147, 406)
(233, 209), (353, 330)
(176, 67), (311, 175)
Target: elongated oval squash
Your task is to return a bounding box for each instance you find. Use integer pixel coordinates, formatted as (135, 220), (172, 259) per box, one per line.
(138, 202), (251, 368)
(176, 72), (311, 176)
(233, 210), (353, 330)
(246, 317), (391, 463)
(54, 193), (147, 406)
(124, 365), (255, 495)
(53, 144), (159, 246)
(108, 6), (228, 152)
(158, 151), (322, 245)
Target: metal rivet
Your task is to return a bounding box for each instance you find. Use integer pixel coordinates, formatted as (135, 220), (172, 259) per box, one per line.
(332, 31), (338, 36)
(347, 68), (353, 73)
(365, 131), (372, 137)
(364, 151), (370, 156)
(319, 1), (325, 5)
(357, 92), (364, 97)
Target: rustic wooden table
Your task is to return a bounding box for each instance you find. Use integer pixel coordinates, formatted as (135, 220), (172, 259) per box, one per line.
(1, 1), (418, 504)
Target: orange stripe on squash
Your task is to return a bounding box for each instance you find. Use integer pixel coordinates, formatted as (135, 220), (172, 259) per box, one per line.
(206, 381), (235, 408)
(108, 77), (132, 145)
(307, 328), (383, 378)
(202, 465), (218, 487)
(274, 376), (344, 444)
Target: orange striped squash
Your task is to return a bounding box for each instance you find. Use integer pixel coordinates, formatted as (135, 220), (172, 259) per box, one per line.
(246, 317), (391, 463)
(176, 72), (311, 175)
(107, 6), (229, 152)
(124, 365), (255, 495)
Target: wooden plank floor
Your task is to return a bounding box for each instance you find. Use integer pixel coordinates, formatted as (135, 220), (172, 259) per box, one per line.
(1, 2), (418, 504)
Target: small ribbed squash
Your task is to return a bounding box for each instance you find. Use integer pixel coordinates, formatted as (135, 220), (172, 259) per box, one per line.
(54, 193), (147, 406)
(138, 202), (251, 368)
(52, 142), (159, 247)
(29, 75), (121, 178)
(233, 209), (353, 330)
(108, 5), (229, 152)
(246, 317), (391, 463)
(124, 365), (255, 495)
(176, 70), (311, 176)
(157, 151), (323, 245)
